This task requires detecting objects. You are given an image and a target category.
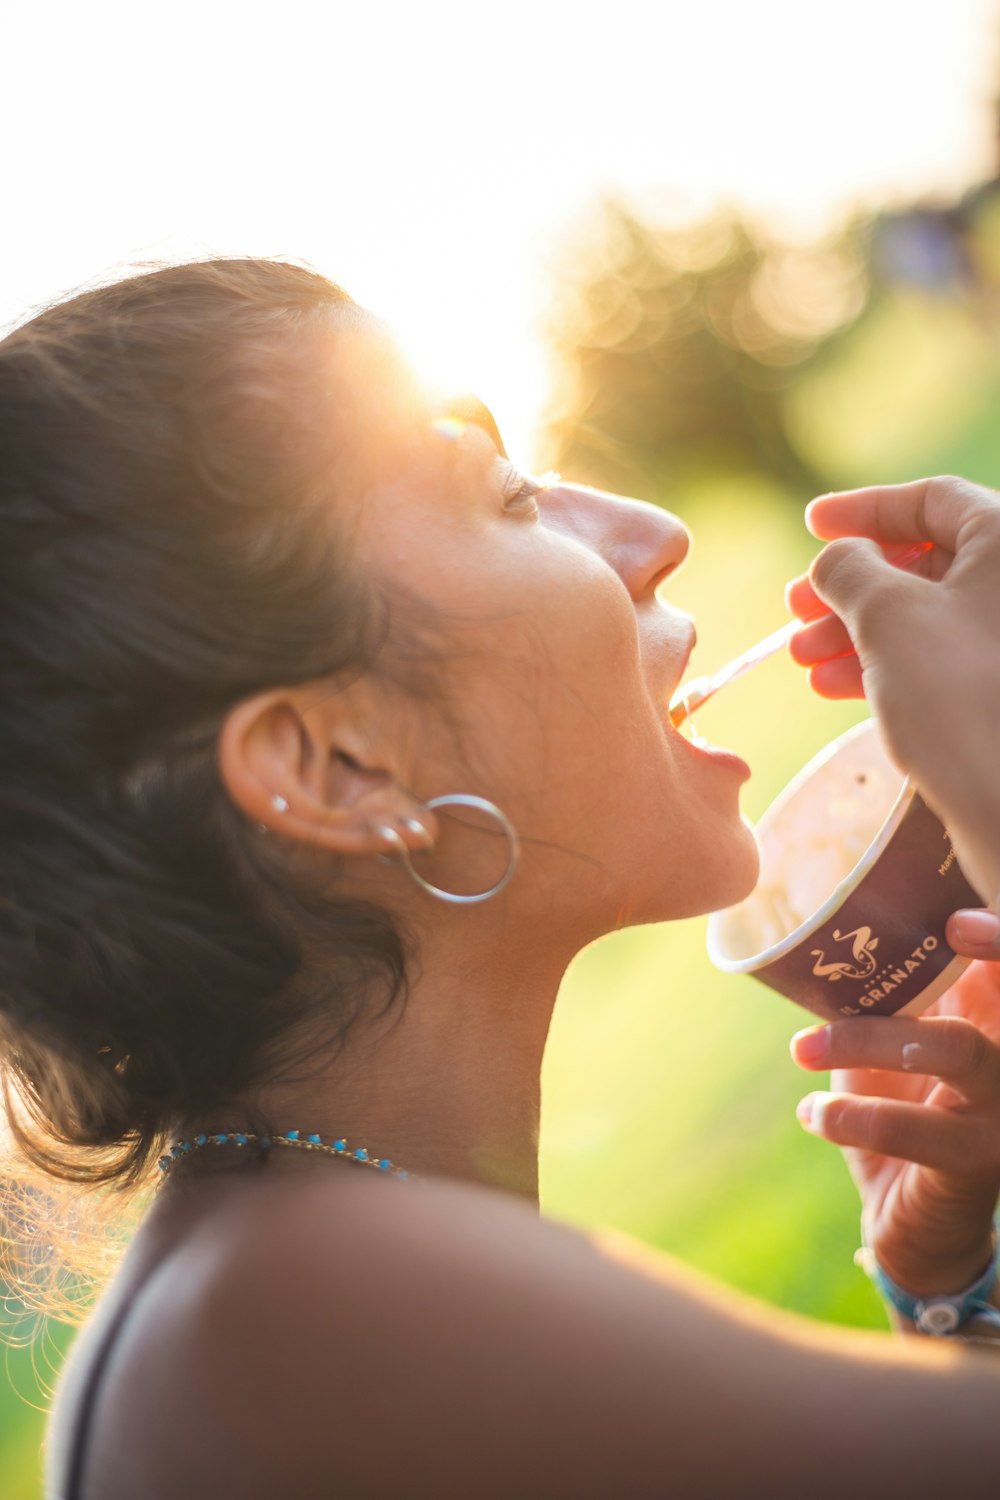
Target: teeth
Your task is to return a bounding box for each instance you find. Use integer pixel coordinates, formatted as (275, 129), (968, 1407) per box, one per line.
(686, 702), (708, 748)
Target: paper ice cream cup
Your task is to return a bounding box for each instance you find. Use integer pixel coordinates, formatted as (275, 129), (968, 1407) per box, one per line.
(706, 719), (981, 1022)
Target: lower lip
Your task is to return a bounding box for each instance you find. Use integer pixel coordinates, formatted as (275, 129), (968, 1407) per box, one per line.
(682, 735), (751, 781)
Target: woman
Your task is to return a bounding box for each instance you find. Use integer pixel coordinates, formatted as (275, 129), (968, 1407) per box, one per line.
(1, 261), (999, 1500)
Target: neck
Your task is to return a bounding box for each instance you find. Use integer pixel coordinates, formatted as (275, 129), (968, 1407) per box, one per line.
(223, 923), (575, 1204)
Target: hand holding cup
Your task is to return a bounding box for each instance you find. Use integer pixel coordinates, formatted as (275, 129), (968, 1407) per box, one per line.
(792, 960), (1000, 1303)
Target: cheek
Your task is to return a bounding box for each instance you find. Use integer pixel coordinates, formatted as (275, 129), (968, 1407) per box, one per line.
(454, 635), (757, 923)
(585, 710), (760, 918)
(481, 592), (648, 813)
(399, 526), (756, 917)
(452, 568), (642, 779)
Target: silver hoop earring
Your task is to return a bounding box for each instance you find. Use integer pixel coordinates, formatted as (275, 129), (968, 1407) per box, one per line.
(377, 794), (519, 905)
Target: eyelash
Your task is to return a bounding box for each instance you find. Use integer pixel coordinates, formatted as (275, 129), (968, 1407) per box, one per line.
(501, 467), (560, 518)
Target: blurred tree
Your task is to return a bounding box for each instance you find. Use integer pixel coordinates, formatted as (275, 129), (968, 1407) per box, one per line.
(786, 101), (1000, 491)
(542, 201), (868, 502)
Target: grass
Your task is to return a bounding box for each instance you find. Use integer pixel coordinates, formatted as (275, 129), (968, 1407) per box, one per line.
(0, 1326), (72, 1500)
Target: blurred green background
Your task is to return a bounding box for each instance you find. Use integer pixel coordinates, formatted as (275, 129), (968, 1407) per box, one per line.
(537, 175), (1000, 1326)
(6, 123), (1000, 1500)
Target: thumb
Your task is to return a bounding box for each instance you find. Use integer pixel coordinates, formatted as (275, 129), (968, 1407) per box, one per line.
(808, 536), (904, 630)
(946, 909), (1000, 960)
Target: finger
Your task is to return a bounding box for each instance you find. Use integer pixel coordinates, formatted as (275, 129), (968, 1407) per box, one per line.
(795, 1090), (993, 1173)
(829, 1064), (927, 1105)
(788, 612), (854, 667)
(785, 571), (831, 621)
(791, 1015), (1000, 1107)
(925, 1079), (971, 1113)
(946, 909), (1000, 960)
(805, 485), (931, 543)
(806, 476), (995, 554)
(784, 542), (939, 622)
(806, 655), (865, 699)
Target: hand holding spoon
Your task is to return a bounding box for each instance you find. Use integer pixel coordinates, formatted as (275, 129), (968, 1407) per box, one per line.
(669, 541), (933, 729)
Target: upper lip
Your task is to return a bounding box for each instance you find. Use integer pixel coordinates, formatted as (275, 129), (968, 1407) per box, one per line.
(670, 619), (697, 696)
(643, 615), (696, 709)
(680, 621), (697, 676)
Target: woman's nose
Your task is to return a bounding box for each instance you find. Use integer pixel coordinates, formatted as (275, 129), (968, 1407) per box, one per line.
(542, 483), (690, 601)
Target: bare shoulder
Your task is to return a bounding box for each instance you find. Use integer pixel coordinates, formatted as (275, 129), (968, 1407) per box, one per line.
(83, 1171), (1000, 1500)
(82, 1173), (630, 1498)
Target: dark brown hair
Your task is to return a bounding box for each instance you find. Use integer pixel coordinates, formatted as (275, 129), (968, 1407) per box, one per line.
(0, 258), (411, 1225)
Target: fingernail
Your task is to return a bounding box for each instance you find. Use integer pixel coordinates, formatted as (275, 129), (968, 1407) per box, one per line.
(796, 1092), (832, 1135)
(790, 1026), (830, 1067)
(902, 1042), (924, 1072)
(951, 910), (1000, 947)
(804, 496), (832, 535)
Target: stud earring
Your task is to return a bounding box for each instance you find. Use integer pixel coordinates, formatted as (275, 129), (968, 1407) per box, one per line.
(271, 795), (289, 813)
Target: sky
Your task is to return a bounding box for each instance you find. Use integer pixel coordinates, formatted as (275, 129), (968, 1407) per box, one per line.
(1, 0), (997, 462)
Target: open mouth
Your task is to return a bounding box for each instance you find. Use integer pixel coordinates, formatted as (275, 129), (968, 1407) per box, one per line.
(662, 638), (751, 779)
(665, 626), (701, 736)
(665, 624), (697, 712)
(669, 683), (704, 736)
(672, 691), (711, 747)
(648, 617), (747, 773)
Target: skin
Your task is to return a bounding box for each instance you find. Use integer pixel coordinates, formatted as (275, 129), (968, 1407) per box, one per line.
(785, 476), (1000, 1307)
(46, 371), (1000, 1496)
(211, 396), (758, 1198)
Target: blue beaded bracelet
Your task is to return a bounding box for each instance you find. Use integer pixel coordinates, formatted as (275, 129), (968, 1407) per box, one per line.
(855, 1223), (1000, 1337)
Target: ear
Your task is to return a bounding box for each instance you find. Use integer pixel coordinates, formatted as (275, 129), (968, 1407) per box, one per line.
(217, 686), (437, 859)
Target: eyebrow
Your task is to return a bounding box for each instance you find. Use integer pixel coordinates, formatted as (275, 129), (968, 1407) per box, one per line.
(436, 393), (508, 459)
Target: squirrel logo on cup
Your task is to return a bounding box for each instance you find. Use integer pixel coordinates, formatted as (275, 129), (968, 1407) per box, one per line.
(810, 926), (880, 983)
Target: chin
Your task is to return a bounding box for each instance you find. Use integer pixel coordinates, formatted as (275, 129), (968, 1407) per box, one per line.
(711, 817), (760, 910)
(662, 814), (760, 922)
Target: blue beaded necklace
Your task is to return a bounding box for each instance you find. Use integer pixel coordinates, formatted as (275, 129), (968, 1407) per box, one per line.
(157, 1128), (411, 1179)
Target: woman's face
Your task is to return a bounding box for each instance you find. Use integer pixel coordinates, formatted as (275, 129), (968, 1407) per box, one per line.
(347, 340), (758, 936)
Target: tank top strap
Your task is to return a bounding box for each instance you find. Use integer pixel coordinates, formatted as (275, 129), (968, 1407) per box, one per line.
(57, 1247), (179, 1500)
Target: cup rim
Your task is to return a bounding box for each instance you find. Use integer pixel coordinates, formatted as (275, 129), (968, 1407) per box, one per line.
(706, 718), (915, 973)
